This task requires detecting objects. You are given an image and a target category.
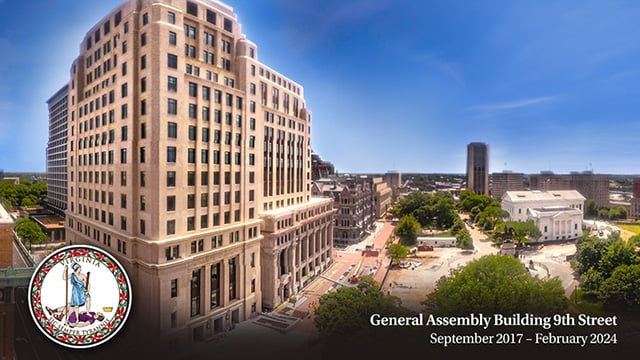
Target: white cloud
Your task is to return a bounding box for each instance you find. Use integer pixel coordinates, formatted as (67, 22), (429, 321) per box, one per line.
(408, 52), (463, 84)
(466, 96), (558, 112)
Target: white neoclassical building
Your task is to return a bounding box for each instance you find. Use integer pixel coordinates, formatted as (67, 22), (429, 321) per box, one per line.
(501, 190), (586, 242)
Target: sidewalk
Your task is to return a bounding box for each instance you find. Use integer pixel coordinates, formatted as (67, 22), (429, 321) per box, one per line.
(274, 220), (396, 334)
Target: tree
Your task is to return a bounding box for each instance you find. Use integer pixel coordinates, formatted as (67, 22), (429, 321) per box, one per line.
(394, 191), (457, 230)
(599, 264), (640, 307)
(424, 255), (568, 315)
(475, 204), (508, 231)
(575, 235), (612, 274)
(493, 221), (541, 245)
(455, 227), (473, 249)
(314, 276), (412, 352)
(579, 268), (604, 296)
(15, 217), (46, 246)
(598, 208), (610, 220)
(450, 217), (465, 236)
(598, 240), (640, 277)
(608, 206), (627, 220)
(387, 243), (410, 266)
(395, 215), (421, 246)
(585, 199), (598, 218)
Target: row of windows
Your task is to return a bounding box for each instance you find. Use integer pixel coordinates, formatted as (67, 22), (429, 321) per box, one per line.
(73, 169), (255, 190)
(164, 208), (253, 237)
(184, 1), (233, 33)
(165, 146), (254, 166)
(165, 189), (254, 211)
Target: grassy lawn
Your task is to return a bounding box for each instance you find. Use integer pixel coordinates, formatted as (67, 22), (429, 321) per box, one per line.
(617, 223), (640, 235)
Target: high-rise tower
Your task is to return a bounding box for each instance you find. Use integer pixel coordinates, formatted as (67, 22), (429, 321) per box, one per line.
(466, 142), (489, 195)
(46, 85), (69, 216)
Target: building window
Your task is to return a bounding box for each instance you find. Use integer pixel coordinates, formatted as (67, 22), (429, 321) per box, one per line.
(168, 11), (176, 24)
(167, 171), (176, 187)
(120, 148), (127, 164)
(169, 31), (177, 45)
(223, 18), (233, 32)
(206, 9), (216, 24)
(168, 122), (177, 138)
(167, 146), (177, 163)
(210, 263), (220, 308)
(167, 196), (176, 211)
(228, 258), (237, 300)
(171, 279), (178, 297)
(140, 219), (146, 235)
(191, 269), (201, 317)
(168, 98), (177, 114)
(168, 76), (177, 91)
(168, 53), (178, 68)
(187, 1), (198, 16)
(167, 220), (176, 235)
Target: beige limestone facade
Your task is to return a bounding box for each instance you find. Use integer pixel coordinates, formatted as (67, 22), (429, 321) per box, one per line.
(64, 0), (333, 348)
(373, 177), (392, 218)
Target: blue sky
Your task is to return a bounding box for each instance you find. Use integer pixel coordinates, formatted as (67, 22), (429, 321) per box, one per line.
(1, 0), (640, 174)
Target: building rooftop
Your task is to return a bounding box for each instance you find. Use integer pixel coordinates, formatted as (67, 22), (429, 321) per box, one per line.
(503, 190), (586, 202)
(32, 215), (65, 229)
(529, 207), (583, 217)
(260, 197), (332, 217)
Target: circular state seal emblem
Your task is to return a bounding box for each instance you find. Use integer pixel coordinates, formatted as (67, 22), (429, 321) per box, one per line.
(28, 245), (132, 348)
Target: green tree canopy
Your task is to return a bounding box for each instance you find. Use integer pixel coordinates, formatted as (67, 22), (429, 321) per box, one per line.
(475, 204), (508, 231)
(458, 191), (495, 214)
(585, 199), (598, 218)
(599, 264), (640, 307)
(313, 276), (412, 350)
(424, 255), (568, 315)
(393, 191), (457, 229)
(575, 235), (614, 274)
(0, 181), (47, 210)
(493, 221), (541, 244)
(15, 217), (46, 244)
(450, 217), (465, 237)
(598, 240), (640, 277)
(387, 243), (410, 266)
(455, 227), (473, 249)
(395, 215), (421, 246)
(608, 206), (627, 220)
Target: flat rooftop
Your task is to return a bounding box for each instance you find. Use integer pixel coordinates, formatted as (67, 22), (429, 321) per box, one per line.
(32, 215), (65, 229)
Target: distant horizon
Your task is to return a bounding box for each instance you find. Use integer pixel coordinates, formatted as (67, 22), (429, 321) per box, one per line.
(2, 1), (640, 174)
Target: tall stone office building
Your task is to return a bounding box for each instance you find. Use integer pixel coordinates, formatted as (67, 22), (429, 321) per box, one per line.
(466, 142), (489, 195)
(529, 171), (609, 208)
(64, 0), (333, 348)
(46, 85), (69, 216)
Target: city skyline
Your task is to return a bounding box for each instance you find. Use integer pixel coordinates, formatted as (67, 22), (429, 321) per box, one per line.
(2, 0), (640, 174)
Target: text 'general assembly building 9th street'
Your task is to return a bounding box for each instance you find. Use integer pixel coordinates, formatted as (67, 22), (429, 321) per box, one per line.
(63, 0), (334, 348)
